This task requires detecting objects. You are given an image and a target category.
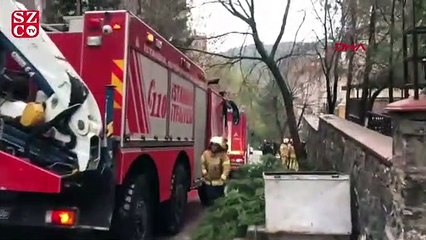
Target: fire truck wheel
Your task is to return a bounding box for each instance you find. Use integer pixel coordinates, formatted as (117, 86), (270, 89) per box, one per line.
(164, 164), (188, 234)
(114, 174), (153, 240)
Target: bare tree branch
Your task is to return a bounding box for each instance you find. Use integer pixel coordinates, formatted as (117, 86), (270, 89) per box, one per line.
(310, 0), (326, 27)
(271, 0), (292, 58)
(275, 10), (307, 63)
(377, 4), (389, 24)
(235, 0), (251, 19)
(326, 4), (336, 41)
(276, 52), (317, 64)
(194, 31), (252, 40)
(189, 0), (307, 160)
(218, 0), (252, 26)
(177, 46), (262, 61)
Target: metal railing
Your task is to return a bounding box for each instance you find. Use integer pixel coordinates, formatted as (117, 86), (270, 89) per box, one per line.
(366, 112), (392, 136)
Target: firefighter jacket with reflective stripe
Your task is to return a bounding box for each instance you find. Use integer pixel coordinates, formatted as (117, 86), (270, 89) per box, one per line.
(280, 143), (289, 159)
(288, 144), (296, 159)
(201, 150), (231, 186)
(286, 144), (299, 171)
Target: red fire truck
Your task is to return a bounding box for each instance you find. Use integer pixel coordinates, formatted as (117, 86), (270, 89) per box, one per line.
(226, 110), (248, 171)
(0, 3), (238, 239)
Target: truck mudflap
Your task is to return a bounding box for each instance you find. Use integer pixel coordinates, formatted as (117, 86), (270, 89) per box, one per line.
(0, 150), (61, 193)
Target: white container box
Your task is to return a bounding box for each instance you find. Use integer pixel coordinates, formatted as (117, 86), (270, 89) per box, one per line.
(263, 172), (352, 236)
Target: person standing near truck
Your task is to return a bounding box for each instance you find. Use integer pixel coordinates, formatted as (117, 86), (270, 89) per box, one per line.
(199, 136), (231, 206)
(280, 138), (290, 166)
(287, 139), (299, 171)
(260, 139), (274, 155)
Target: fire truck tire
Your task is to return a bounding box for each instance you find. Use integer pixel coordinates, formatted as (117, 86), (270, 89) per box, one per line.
(164, 164), (188, 234)
(113, 174), (154, 240)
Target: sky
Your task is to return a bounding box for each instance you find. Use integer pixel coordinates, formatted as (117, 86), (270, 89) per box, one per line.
(191, 0), (325, 52)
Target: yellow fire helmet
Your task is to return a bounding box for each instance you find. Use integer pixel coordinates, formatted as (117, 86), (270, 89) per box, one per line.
(210, 136), (227, 149)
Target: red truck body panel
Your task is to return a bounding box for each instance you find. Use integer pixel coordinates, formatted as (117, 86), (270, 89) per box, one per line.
(207, 89), (226, 144)
(227, 112), (248, 170)
(0, 152), (61, 193)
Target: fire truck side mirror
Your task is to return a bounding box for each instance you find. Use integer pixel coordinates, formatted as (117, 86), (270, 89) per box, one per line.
(224, 100), (240, 125)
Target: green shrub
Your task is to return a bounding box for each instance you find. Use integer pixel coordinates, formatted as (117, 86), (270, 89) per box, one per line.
(192, 154), (283, 240)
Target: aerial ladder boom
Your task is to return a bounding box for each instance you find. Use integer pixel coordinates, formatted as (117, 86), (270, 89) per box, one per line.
(0, 0), (103, 172)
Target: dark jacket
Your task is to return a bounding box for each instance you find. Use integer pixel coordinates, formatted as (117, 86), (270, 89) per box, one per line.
(260, 142), (274, 155)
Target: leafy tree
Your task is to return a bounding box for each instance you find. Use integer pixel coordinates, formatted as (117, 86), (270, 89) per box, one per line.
(45, 0), (194, 48)
(181, 0), (308, 161)
(206, 64), (275, 146)
(135, 0), (194, 48)
(45, 0), (120, 23)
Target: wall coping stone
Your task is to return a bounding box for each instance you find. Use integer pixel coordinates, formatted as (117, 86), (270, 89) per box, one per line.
(319, 114), (393, 166)
(304, 115), (319, 131)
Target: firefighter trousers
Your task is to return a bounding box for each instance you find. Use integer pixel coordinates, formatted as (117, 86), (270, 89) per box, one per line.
(203, 184), (225, 206)
(283, 157), (299, 171)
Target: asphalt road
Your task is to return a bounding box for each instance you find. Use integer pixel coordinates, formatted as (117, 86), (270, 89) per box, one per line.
(248, 150), (263, 164)
(155, 199), (205, 240)
(0, 154), (267, 240)
(0, 192), (205, 240)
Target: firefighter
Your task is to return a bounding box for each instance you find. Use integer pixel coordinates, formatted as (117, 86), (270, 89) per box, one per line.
(280, 138), (290, 167)
(200, 136), (231, 206)
(223, 137), (229, 152)
(287, 139), (299, 171)
(260, 139), (274, 155)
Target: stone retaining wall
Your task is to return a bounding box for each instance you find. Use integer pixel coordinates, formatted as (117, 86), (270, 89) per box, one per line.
(302, 114), (426, 240)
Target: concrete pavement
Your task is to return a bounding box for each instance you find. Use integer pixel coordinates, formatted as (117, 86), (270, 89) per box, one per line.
(155, 190), (205, 240)
(155, 199), (205, 240)
(248, 150), (263, 164)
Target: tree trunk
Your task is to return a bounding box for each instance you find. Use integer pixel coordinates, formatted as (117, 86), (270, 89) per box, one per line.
(388, 0), (396, 103)
(76, 0), (82, 15)
(249, 23), (304, 161)
(345, 56), (355, 118)
(345, 0), (357, 119)
(332, 52), (340, 113)
(266, 60), (304, 161)
(297, 104), (307, 129)
(359, 2), (377, 124)
(272, 96), (284, 141)
(330, 1), (346, 113)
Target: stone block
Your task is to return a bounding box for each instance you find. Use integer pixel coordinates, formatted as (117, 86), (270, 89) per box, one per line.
(246, 225), (350, 240)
